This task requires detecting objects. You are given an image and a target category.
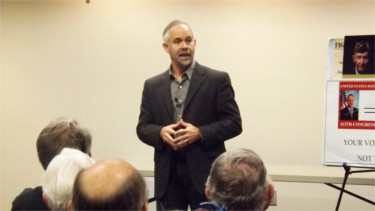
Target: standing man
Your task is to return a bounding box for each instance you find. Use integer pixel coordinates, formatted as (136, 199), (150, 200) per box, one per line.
(137, 20), (242, 210)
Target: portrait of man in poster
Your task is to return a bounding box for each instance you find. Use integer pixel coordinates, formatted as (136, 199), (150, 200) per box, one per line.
(342, 35), (375, 77)
(339, 92), (359, 121)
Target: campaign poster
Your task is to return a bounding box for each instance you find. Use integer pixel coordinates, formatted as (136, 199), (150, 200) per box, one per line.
(324, 80), (375, 167)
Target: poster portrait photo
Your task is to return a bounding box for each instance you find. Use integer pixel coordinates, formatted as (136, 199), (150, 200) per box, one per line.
(339, 91), (359, 121)
(342, 35), (375, 77)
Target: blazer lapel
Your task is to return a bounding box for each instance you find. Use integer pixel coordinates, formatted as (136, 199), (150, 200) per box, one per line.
(184, 63), (205, 112)
(158, 71), (174, 121)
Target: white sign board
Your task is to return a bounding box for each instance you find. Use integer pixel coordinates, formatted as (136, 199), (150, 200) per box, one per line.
(323, 80), (375, 168)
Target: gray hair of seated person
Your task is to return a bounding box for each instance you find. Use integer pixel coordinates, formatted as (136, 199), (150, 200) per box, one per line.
(206, 148), (268, 210)
(42, 148), (95, 210)
(36, 117), (92, 170)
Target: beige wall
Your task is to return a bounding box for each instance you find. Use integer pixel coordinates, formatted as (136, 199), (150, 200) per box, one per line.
(1, 0), (374, 210)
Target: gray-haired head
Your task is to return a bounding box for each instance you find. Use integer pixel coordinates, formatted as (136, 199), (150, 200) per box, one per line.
(36, 117), (92, 170)
(206, 148), (269, 210)
(162, 20), (194, 43)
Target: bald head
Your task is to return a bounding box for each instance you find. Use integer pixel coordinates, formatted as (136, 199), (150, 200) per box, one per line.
(71, 158), (147, 210)
(80, 159), (135, 199)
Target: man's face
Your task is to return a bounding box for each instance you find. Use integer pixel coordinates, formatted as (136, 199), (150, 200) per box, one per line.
(347, 95), (355, 108)
(352, 52), (369, 72)
(163, 24), (196, 68)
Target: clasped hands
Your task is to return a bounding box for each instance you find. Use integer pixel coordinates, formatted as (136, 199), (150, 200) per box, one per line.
(160, 119), (201, 151)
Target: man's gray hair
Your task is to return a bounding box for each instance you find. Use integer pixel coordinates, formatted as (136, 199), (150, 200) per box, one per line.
(36, 117), (92, 170)
(206, 148), (269, 210)
(162, 20), (194, 43)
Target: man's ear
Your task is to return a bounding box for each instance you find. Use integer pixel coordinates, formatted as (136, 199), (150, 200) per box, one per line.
(67, 200), (72, 211)
(264, 184), (275, 210)
(205, 186), (210, 200)
(42, 192), (49, 209)
(142, 201), (148, 211)
(162, 43), (169, 53)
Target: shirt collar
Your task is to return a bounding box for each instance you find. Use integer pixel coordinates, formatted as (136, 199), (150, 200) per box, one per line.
(355, 67), (360, 75)
(199, 201), (227, 211)
(169, 60), (196, 80)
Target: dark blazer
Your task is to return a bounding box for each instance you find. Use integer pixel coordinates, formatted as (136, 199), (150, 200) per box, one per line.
(340, 107), (359, 120)
(12, 186), (48, 210)
(137, 62), (242, 198)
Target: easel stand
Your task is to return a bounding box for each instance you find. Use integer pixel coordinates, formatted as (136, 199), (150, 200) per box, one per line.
(324, 163), (375, 211)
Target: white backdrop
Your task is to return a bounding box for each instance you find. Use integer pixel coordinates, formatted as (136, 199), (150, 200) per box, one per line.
(1, 1), (375, 210)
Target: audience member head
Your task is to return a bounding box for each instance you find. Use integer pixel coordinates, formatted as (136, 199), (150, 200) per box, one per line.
(205, 148), (274, 211)
(42, 148), (95, 210)
(70, 158), (148, 211)
(37, 117), (92, 170)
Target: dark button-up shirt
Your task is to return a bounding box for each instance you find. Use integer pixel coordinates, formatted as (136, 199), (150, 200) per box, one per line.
(169, 61), (195, 123)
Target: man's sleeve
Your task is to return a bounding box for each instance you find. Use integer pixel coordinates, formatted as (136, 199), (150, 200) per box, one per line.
(199, 72), (242, 148)
(136, 80), (165, 150)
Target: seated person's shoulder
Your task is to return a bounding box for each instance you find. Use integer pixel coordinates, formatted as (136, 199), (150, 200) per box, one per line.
(12, 186), (47, 210)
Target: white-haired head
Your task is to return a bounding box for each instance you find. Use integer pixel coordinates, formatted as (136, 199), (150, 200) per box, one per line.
(42, 148), (95, 210)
